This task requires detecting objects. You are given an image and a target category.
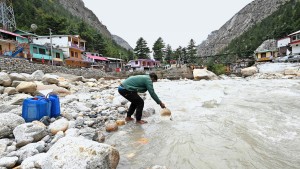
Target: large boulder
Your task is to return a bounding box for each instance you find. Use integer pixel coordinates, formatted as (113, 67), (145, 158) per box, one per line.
(0, 113), (25, 138)
(9, 73), (26, 81)
(42, 74), (59, 84)
(36, 84), (71, 97)
(241, 66), (258, 77)
(0, 72), (12, 87)
(16, 82), (37, 94)
(20, 73), (34, 82)
(41, 137), (119, 169)
(13, 122), (47, 147)
(193, 69), (218, 80)
(31, 70), (44, 81)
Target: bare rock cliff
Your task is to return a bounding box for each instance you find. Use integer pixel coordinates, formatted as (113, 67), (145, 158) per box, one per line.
(197, 0), (290, 57)
(112, 35), (133, 51)
(57, 0), (112, 38)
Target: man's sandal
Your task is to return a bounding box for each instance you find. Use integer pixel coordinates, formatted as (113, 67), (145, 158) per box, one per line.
(125, 117), (134, 122)
(136, 120), (148, 124)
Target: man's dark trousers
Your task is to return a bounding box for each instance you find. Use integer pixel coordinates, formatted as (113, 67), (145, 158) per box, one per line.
(118, 89), (144, 121)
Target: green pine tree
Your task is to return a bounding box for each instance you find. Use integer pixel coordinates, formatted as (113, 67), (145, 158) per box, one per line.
(186, 39), (197, 63)
(164, 44), (173, 64)
(152, 37), (165, 61)
(174, 46), (183, 66)
(134, 37), (150, 59)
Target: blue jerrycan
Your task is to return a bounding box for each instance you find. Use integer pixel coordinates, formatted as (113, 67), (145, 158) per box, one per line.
(22, 96), (51, 122)
(48, 93), (61, 118)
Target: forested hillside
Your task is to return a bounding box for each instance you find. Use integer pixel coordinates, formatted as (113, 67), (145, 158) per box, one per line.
(13, 0), (134, 60)
(219, 0), (300, 62)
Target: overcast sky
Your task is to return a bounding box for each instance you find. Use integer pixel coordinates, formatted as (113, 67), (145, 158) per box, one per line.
(82, 0), (253, 49)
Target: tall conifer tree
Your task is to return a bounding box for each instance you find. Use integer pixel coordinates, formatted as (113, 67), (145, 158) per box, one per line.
(134, 37), (150, 59)
(152, 37), (165, 61)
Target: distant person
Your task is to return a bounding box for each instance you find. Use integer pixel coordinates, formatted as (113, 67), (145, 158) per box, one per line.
(118, 73), (166, 124)
(42, 57), (45, 64)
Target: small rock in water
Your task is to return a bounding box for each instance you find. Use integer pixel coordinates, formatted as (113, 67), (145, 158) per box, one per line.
(116, 120), (125, 126)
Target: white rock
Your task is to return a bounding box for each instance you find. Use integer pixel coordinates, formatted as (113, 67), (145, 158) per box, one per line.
(0, 113), (25, 138)
(117, 107), (126, 114)
(65, 128), (79, 137)
(0, 72), (12, 87)
(21, 153), (47, 169)
(13, 122), (47, 147)
(31, 70), (44, 81)
(0, 156), (18, 168)
(8, 141), (45, 163)
(0, 139), (10, 157)
(241, 66), (258, 77)
(58, 81), (70, 89)
(49, 118), (69, 135)
(41, 137), (119, 169)
(20, 73), (34, 82)
(193, 69), (218, 80)
(9, 73), (26, 81)
(74, 102), (91, 112)
(42, 74), (59, 84)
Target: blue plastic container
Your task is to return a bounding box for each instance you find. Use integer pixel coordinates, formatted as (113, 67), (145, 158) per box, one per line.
(48, 94), (61, 118)
(22, 97), (51, 122)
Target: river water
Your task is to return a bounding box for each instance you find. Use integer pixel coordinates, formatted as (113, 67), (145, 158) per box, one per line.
(106, 79), (300, 169)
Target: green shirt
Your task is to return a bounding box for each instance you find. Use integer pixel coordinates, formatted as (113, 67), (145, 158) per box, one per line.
(121, 75), (161, 104)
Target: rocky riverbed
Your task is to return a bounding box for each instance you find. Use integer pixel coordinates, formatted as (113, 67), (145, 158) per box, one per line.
(0, 62), (299, 169)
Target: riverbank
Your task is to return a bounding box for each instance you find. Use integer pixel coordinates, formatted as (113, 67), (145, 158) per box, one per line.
(0, 62), (299, 168)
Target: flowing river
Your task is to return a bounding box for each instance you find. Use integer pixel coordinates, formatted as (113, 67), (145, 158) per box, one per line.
(106, 79), (300, 169)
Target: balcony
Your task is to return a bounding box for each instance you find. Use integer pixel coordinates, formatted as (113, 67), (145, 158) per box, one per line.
(69, 43), (85, 51)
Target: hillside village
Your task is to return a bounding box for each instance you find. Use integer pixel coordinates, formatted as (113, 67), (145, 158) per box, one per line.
(0, 28), (164, 73)
(1, 27), (300, 75)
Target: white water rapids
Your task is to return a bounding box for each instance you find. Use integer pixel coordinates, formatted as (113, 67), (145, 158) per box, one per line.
(106, 78), (300, 169)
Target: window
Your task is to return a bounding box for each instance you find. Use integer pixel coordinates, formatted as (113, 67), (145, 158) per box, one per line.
(135, 61), (138, 64)
(261, 53), (266, 58)
(75, 52), (78, 58)
(292, 35), (297, 41)
(71, 51), (74, 57)
(39, 48), (46, 54)
(297, 34), (300, 40)
(33, 47), (38, 53)
(56, 53), (60, 58)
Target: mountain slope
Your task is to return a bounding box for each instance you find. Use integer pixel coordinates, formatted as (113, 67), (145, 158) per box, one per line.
(57, 0), (112, 39)
(112, 35), (133, 51)
(197, 0), (289, 57)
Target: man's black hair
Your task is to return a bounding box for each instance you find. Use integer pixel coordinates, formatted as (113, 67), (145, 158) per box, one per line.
(149, 72), (158, 81)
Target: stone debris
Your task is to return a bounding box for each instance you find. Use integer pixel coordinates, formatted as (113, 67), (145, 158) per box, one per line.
(0, 62), (299, 168)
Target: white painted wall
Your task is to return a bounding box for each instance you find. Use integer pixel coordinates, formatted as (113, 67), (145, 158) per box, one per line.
(277, 37), (290, 47)
(32, 36), (70, 58)
(291, 44), (300, 54)
(32, 36), (69, 47)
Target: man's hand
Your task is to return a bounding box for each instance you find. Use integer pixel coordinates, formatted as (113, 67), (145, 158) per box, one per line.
(160, 102), (166, 108)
